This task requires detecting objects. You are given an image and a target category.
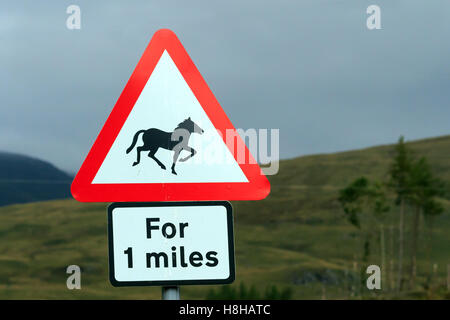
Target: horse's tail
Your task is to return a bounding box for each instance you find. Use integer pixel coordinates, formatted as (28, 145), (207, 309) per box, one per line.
(126, 130), (145, 154)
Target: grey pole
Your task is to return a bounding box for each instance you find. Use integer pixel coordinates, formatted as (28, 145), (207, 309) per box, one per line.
(162, 286), (180, 300)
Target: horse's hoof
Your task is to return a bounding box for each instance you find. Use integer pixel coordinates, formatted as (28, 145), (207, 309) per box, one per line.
(132, 162), (138, 166)
(172, 170), (177, 175)
(160, 166), (166, 170)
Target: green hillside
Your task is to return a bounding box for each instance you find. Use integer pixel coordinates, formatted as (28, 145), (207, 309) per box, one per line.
(0, 136), (449, 299)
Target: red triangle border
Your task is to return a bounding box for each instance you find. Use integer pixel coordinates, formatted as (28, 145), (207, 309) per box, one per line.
(71, 29), (270, 202)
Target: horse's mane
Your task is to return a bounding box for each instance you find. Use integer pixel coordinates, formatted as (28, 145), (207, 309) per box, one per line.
(175, 119), (194, 132)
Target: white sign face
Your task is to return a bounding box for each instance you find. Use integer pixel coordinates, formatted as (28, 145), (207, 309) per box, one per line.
(93, 51), (248, 184)
(108, 202), (235, 286)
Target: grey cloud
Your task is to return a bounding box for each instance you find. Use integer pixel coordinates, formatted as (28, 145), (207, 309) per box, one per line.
(1, 0), (449, 172)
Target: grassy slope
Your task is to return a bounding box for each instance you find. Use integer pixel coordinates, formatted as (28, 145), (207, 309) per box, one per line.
(0, 135), (449, 299)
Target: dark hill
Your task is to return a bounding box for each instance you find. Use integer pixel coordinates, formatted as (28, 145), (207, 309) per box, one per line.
(0, 151), (72, 206)
(0, 136), (448, 299)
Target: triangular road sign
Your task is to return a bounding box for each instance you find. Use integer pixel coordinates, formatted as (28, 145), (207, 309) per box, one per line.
(71, 29), (270, 202)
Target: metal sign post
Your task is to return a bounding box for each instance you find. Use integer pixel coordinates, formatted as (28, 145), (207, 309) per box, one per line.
(162, 286), (180, 300)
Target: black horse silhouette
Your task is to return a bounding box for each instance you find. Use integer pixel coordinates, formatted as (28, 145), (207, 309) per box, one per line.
(126, 117), (204, 175)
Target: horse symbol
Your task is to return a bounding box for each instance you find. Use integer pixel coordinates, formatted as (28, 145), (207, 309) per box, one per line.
(126, 117), (204, 175)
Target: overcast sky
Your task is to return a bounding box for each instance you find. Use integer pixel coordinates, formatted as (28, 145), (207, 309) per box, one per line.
(1, 1), (449, 173)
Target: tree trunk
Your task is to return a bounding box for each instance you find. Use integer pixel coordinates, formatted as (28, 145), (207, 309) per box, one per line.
(409, 206), (420, 289)
(423, 216), (433, 288)
(352, 258), (358, 297)
(397, 198), (405, 291)
(428, 217), (435, 287)
(447, 264), (450, 292)
(390, 225), (395, 290)
(380, 223), (385, 290)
